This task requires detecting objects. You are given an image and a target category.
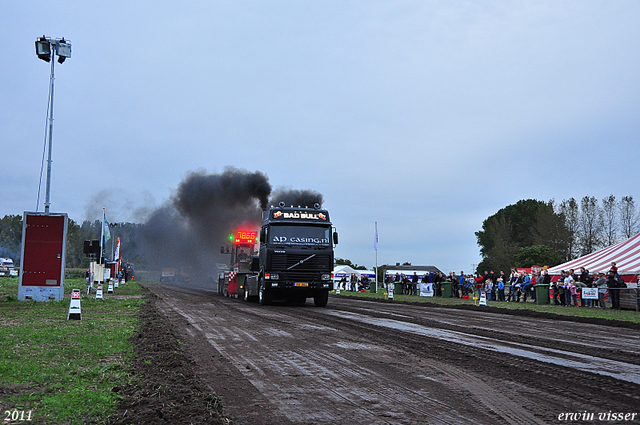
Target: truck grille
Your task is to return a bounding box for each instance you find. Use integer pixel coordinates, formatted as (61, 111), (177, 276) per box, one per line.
(269, 253), (331, 281)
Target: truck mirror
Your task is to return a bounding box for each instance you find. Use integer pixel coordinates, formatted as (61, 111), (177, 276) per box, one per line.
(333, 231), (339, 245)
(250, 256), (260, 272)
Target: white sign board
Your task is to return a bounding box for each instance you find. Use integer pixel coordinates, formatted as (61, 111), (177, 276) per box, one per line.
(419, 283), (434, 297)
(581, 287), (598, 300)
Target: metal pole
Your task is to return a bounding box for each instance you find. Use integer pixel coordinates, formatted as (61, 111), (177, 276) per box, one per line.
(635, 274), (639, 312)
(100, 208), (104, 263)
(374, 222), (378, 293)
(44, 51), (55, 214)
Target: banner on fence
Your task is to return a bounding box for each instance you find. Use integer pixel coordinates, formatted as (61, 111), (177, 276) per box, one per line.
(581, 287), (598, 300)
(420, 283), (434, 297)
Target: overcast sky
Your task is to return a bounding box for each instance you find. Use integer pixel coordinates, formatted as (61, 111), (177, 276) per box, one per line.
(2, 1), (639, 273)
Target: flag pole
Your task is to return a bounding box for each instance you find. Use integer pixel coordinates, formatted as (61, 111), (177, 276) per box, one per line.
(100, 207), (105, 264)
(374, 222), (378, 293)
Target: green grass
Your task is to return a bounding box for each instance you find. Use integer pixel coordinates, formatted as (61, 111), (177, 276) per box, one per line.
(334, 288), (640, 323)
(0, 276), (144, 424)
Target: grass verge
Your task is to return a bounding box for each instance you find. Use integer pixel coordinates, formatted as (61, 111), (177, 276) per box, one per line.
(0, 276), (143, 425)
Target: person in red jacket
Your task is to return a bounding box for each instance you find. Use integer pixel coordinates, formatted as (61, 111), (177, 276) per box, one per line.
(475, 274), (484, 297)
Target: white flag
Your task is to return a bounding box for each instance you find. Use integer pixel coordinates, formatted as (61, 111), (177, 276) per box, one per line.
(102, 211), (111, 245)
(374, 222), (378, 250)
(114, 237), (121, 261)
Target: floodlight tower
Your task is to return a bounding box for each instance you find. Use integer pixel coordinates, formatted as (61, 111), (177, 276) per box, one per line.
(35, 36), (71, 214)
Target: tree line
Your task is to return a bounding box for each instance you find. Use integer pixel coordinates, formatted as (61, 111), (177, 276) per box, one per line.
(475, 195), (639, 274)
(0, 215), (144, 269)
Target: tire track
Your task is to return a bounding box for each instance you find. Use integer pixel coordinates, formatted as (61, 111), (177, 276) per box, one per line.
(147, 283), (640, 424)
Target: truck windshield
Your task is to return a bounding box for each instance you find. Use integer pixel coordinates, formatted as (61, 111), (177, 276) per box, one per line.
(236, 244), (252, 262)
(269, 225), (331, 247)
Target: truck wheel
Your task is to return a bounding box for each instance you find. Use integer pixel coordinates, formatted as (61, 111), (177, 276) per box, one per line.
(313, 290), (329, 307)
(259, 281), (272, 306)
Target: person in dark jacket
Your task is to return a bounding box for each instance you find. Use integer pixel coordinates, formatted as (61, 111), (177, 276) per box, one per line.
(450, 272), (459, 298)
(412, 272), (419, 296)
(607, 271), (624, 310)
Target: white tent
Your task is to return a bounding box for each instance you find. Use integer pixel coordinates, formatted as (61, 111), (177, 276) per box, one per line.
(333, 265), (361, 278)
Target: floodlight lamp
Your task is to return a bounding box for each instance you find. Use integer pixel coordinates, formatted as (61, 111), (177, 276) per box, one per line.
(35, 37), (51, 62)
(56, 39), (71, 59)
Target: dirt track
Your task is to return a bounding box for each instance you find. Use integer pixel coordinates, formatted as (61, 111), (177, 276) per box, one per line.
(144, 281), (640, 424)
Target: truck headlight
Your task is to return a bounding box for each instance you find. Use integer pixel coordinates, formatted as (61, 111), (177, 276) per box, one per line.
(321, 274), (331, 280)
(265, 273), (279, 280)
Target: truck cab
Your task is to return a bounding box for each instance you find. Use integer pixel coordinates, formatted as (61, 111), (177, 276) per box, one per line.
(219, 229), (259, 297)
(248, 203), (338, 306)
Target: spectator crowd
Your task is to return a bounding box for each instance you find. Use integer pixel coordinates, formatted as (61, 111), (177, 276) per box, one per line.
(338, 262), (632, 310)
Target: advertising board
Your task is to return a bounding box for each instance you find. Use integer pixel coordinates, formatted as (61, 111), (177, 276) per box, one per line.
(18, 212), (68, 301)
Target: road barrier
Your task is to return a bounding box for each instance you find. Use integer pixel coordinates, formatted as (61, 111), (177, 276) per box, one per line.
(67, 289), (82, 320)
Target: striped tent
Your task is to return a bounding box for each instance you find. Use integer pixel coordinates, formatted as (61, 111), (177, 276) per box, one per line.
(547, 233), (640, 282)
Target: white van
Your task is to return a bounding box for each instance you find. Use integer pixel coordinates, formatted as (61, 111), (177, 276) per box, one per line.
(0, 258), (16, 276)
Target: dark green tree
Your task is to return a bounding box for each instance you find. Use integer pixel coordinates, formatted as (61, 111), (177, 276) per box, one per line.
(65, 219), (88, 268)
(513, 245), (563, 268)
(532, 199), (571, 260)
(0, 215), (23, 262)
(335, 258), (367, 270)
(476, 199), (569, 273)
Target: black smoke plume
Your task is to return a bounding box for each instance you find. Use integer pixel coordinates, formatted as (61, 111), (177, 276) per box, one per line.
(141, 168), (269, 272)
(139, 167), (323, 280)
(268, 188), (323, 209)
